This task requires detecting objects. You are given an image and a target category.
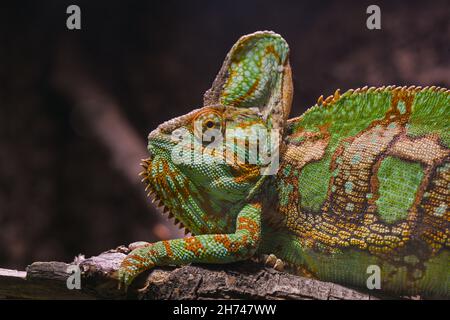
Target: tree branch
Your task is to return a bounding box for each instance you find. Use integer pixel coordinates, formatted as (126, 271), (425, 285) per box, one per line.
(0, 248), (383, 300)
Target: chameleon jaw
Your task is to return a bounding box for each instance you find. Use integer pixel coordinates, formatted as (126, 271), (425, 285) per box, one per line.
(139, 158), (192, 235)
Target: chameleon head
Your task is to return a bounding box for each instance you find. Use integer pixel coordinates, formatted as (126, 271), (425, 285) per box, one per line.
(141, 31), (292, 235)
(141, 104), (272, 235)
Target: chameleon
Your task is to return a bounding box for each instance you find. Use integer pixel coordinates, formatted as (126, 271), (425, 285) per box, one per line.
(118, 31), (450, 298)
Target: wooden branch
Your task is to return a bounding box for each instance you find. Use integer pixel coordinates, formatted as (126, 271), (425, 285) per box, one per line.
(0, 247), (383, 300)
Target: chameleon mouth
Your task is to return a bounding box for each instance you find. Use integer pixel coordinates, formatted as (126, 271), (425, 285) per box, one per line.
(139, 157), (191, 235)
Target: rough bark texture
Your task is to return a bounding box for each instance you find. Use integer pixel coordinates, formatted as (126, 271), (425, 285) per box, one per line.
(0, 247), (384, 300)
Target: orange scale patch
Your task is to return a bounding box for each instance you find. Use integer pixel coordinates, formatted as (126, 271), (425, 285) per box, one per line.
(237, 217), (260, 236)
(184, 236), (204, 256)
(214, 234), (232, 250)
(163, 240), (174, 258)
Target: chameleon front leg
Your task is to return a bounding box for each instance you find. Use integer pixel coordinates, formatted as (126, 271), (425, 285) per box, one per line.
(118, 202), (261, 287)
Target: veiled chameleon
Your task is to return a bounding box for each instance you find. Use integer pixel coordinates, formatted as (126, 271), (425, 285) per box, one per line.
(119, 31), (449, 298)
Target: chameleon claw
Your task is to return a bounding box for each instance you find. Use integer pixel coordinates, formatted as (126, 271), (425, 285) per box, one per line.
(264, 253), (284, 271)
(111, 269), (128, 292)
(137, 281), (151, 293)
(264, 253), (277, 267)
(273, 258), (285, 272)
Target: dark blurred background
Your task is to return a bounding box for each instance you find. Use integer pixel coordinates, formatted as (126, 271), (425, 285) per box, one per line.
(0, 0), (448, 269)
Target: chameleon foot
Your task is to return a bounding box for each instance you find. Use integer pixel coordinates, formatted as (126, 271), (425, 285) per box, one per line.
(264, 253), (285, 272)
(118, 245), (155, 290)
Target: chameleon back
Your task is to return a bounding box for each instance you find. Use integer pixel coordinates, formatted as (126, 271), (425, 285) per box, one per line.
(265, 86), (450, 297)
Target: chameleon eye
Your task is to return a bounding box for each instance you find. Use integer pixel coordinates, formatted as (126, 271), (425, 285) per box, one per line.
(193, 109), (224, 137)
(201, 116), (222, 133)
(205, 120), (215, 129)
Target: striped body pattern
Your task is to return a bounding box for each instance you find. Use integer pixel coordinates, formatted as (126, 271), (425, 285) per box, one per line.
(119, 32), (449, 297)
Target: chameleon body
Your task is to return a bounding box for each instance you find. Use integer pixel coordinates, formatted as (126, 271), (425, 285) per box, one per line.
(119, 31), (449, 297)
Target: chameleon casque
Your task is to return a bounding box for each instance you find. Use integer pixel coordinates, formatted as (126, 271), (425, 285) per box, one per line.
(119, 31), (449, 297)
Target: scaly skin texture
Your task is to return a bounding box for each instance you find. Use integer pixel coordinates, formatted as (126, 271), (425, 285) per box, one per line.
(119, 31), (449, 297)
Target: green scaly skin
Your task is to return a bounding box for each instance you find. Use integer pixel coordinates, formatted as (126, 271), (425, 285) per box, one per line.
(119, 31), (449, 298)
